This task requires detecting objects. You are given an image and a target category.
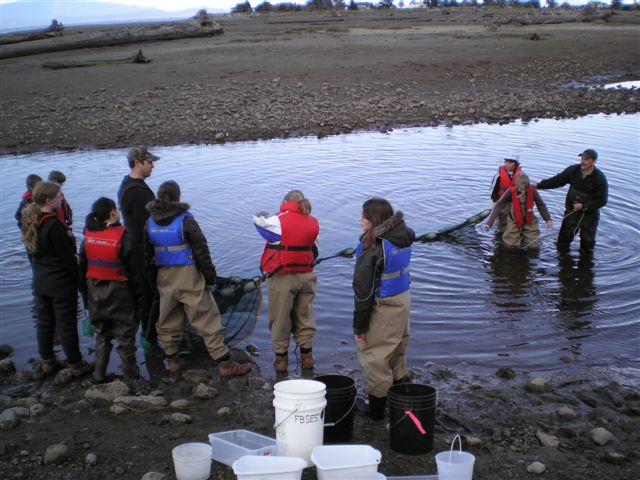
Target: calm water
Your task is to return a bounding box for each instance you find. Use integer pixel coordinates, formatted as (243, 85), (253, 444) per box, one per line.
(1, 114), (639, 379)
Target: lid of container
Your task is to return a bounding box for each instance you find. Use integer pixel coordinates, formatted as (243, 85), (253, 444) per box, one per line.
(232, 455), (306, 474)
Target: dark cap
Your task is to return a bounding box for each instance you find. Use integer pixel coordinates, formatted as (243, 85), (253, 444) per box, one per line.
(578, 149), (598, 161)
(127, 146), (159, 164)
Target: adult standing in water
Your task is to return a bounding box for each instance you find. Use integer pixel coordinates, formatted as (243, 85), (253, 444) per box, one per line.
(490, 153), (523, 232)
(145, 181), (251, 377)
(21, 181), (91, 377)
(253, 190), (320, 373)
(535, 148), (608, 254)
(117, 146), (158, 343)
(353, 198), (415, 420)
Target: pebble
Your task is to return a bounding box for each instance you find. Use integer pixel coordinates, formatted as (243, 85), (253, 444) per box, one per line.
(85, 380), (130, 402)
(115, 466), (125, 474)
(465, 435), (481, 446)
(112, 395), (168, 409)
(53, 369), (73, 385)
(525, 377), (549, 394)
(0, 408), (19, 430)
(558, 406), (577, 419)
(85, 453), (97, 466)
(192, 383), (218, 400)
(142, 472), (168, 480)
(43, 444), (70, 465)
(536, 430), (560, 448)
(169, 412), (193, 425)
(605, 451), (626, 465)
(0, 344), (13, 359)
(217, 407), (231, 417)
(590, 427), (613, 445)
(0, 359), (16, 374)
(527, 461), (546, 474)
(9, 407), (30, 418)
(170, 399), (190, 410)
(181, 369), (211, 385)
(109, 404), (127, 415)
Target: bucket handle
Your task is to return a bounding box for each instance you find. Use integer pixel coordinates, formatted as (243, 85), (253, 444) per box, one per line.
(323, 395), (357, 428)
(273, 408), (298, 430)
(447, 434), (462, 465)
(389, 409), (427, 436)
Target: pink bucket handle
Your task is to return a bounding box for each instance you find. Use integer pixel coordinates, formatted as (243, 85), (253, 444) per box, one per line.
(404, 410), (427, 435)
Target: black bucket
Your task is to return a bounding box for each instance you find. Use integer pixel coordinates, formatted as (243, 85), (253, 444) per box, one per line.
(314, 374), (357, 443)
(388, 383), (437, 454)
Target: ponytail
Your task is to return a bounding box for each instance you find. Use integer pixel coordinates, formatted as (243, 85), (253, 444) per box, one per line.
(86, 197), (116, 231)
(21, 203), (40, 253)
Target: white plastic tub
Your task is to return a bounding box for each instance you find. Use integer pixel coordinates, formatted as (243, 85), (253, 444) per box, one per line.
(311, 444), (381, 480)
(172, 442), (212, 480)
(209, 430), (277, 466)
(232, 455), (307, 480)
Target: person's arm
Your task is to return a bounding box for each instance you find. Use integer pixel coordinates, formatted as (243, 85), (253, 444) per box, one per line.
(63, 198), (73, 226)
(121, 231), (149, 323)
(583, 171), (609, 211)
(15, 199), (26, 228)
(78, 239), (88, 303)
(485, 190), (511, 228)
(490, 173), (500, 203)
(533, 190), (553, 228)
(183, 215), (217, 285)
(253, 212), (281, 243)
(352, 246), (382, 335)
(48, 220), (78, 285)
(536, 165), (575, 190)
(124, 188), (153, 241)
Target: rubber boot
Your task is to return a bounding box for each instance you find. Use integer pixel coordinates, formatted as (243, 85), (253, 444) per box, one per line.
(92, 338), (112, 383)
(218, 359), (251, 377)
(301, 352), (314, 369)
(166, 354), (183, 374)
(120, 355), (140, 380)
(273, 354), (288, 373)
(368, 395), (387, 421)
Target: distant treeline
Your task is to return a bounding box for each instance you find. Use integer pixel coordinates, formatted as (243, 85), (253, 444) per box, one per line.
(231, 0), (637, 13)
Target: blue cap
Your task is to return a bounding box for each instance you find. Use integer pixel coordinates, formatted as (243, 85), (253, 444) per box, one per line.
(579, 149), (598, 161)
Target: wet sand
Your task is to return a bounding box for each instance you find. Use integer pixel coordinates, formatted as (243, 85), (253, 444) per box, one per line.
(1, 8), (639, 153)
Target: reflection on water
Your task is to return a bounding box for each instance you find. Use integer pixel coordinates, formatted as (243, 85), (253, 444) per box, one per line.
(0, 114), (639, 377)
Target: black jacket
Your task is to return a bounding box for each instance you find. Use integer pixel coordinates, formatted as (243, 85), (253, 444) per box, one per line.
(144, 200), (218, 285)
(352, 211), (415, 335)
(537, 164), (608, 214)
(33, 213), (78, 297)
(78, 223), (147, 322)
(117, 175), (155, 243)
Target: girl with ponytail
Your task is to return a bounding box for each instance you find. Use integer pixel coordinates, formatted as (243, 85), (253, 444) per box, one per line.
(21, 182), (90, 377)
(79, 197), (146, 382)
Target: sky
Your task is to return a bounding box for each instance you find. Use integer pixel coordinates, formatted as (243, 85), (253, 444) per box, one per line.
(0, 0), (240, 12)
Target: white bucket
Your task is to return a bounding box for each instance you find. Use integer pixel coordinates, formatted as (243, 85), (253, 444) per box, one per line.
(435, 435), (476, 480)
(273, 379), (327, 466)
(172, 442), (212, 480)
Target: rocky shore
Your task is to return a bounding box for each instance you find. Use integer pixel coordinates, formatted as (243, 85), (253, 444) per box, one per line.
(1, 8), (639, 154)
(0, 343), (639, 479)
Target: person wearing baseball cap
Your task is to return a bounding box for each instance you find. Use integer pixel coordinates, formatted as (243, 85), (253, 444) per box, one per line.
(534, 148), (608, 254)
(490, 152), (523, 232)
(117, 146), (160, 344)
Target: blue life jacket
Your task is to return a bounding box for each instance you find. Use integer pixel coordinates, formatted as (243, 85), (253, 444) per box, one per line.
(356, 238), (411, 298)
(147, 212), (195, 267)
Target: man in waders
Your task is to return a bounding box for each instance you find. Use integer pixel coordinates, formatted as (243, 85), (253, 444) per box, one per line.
(535, 149), (608, 254)
(490, 153), (523, 232)
(117, 146), (159, 345)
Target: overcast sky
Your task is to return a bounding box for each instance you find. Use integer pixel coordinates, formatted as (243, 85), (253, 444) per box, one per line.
(0, 0), (240, 12)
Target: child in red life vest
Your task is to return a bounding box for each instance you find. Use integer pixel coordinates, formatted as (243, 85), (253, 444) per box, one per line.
(79, 197), (147, 382)
(486, 174), (553, 249)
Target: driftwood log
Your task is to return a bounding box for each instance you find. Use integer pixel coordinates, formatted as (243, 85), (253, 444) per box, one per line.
(0, 14), (222, 61)
(42, 49), (151, 69)
(0, 19), (64, 46)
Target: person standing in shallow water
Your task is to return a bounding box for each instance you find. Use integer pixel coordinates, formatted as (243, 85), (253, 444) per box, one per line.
(353, 198), (415, 420)
(490, 153), (523, 232)
(534, 148), (608, 254)
(253, 190), (320, 373)
(145, 180), (251, 377)
(20, 181), (91, 377)
(486, 174), (553, 249)
(117, 146), (158, 343)
(79, 197), (146, 382)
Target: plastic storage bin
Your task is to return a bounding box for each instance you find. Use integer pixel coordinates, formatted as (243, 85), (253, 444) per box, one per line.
(232, 455), (307, 480)
(311, 444), (381, 480)
(209, 430), (277, 467)
(387, 476), (439, 479)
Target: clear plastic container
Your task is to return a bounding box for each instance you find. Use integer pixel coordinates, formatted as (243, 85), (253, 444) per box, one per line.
(208, 429), (276, 467)
(310, 444), (381, 480)
(232, 455), (307, 480)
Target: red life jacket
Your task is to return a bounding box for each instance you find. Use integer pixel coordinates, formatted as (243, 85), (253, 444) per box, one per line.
(37, 212), (76, 249)
(22, 190), (33, 201)
(84, 225), (127, 281)
(511, 186), (534, 229)
(260, 201), (319, 275)
(498, 165), (522, 197)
